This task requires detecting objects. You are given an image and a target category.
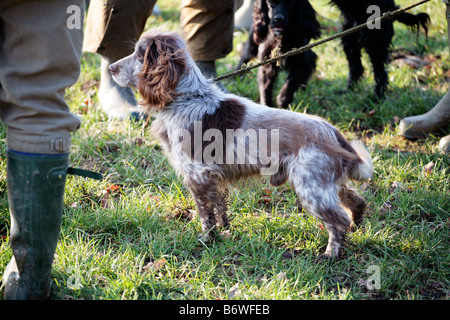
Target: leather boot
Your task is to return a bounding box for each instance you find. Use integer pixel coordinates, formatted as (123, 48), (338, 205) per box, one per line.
(98, 57), (144, 121)
(2, 151), (69, 299)
(399, 3), (450, 144)
(399, 90), (450, 140)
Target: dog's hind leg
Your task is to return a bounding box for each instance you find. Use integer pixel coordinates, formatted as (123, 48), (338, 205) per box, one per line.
(297, 190), (351, 259)
(339, 185), (366, 228)
(291, 170), (351, 259)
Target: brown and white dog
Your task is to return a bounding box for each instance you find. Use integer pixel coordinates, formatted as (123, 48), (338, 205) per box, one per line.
(109, 29), (373, 259)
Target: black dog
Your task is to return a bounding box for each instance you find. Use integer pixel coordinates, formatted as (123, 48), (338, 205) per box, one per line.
(331, 0), (430, 98)
(237, 0), (321, 108)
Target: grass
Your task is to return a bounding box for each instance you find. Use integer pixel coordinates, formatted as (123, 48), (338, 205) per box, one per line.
(0, 0), (448, 300)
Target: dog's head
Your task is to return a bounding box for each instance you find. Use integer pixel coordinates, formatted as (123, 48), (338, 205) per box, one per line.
(252, 0), (321, 44)
(109, 30), (188, 111)
(266, 0), (289, 36)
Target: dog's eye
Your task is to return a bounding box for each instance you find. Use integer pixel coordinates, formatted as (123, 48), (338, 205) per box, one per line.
(267, 0), (276, 8)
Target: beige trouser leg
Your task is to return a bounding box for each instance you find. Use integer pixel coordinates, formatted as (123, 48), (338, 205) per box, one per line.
(0, 0), (84, 154)
(181, 0), (235, 62)
(83, 0), (156, 62)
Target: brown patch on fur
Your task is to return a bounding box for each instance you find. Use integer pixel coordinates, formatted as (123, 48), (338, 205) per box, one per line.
(190, 98), (246, 162)
(138, 34), (187, 111)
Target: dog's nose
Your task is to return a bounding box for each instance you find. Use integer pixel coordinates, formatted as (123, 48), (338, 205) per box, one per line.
(273, 14), (284, 25)
(109, 63), (118, 74)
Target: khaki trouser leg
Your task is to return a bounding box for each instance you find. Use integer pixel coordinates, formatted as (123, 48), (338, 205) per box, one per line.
(83, 0), (156, 62)
(181, 0), (235, 62)
(0, 0), (83, 154)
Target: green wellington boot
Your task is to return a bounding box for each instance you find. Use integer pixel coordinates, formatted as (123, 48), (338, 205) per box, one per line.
(2, 150), (69, 300)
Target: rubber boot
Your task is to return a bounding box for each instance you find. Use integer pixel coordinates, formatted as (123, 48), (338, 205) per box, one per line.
(98, 57), (145, 121)
(2, 151), (69, 300)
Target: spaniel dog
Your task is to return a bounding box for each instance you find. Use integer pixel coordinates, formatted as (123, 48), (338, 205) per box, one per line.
(331, 0), (430, 98)
(237, 0), (321, 108)
(109, 30), (373, 259)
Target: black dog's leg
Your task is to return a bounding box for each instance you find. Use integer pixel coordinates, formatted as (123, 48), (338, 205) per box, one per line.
(258, 62), (278, 107)
(257, 40), (279, 107)
(276, 51), (316, 108)
(236, 29), (259, 70)
(368, 50), (388, 99)
(341, 23), (364, 91)
(365, 25), (393, 99)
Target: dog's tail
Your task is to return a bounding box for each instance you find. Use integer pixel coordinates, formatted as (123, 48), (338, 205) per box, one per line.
(349, 140), (373, 181)
(394, 12), (430, 37)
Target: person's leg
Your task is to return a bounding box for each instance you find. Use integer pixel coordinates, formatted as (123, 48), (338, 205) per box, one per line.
(83, 0), (156, 120)
(399, 3), (450, 153)
(234, 0), (254, 31)
(180, 0), (234, 90)
(0, 0), (84, 299)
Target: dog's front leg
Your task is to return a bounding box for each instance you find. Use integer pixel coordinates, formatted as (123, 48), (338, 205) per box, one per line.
(257, 42), (278, 107)
(186, 178), (221, 242)
(257, 63), (278, 107)
(214, 187), (229, 229)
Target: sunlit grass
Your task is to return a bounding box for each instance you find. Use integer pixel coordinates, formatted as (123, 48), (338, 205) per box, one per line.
(0, 0), (448, 300)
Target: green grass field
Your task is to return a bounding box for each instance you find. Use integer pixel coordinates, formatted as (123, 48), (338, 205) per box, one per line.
(0, 0), (448, 300)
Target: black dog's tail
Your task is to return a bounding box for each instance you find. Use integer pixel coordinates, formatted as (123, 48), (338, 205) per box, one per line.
(394, 12), (430, 37)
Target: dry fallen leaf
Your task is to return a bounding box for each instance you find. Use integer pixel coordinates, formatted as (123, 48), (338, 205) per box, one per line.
(228, 283), (241, 299)
(220, 230), (232, 240)
(423, 162), (435, 176)
(143, 258), (167, 273)
(365, 109), (376, 117)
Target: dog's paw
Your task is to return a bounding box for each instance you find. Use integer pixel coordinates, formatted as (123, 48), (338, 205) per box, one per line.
(197, 230), (217, 245)
(317, 252), (341, 262)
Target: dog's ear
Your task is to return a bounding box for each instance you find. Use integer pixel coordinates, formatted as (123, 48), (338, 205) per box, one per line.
(138, 34), (187, 111)
(252, 0), (269, 45)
